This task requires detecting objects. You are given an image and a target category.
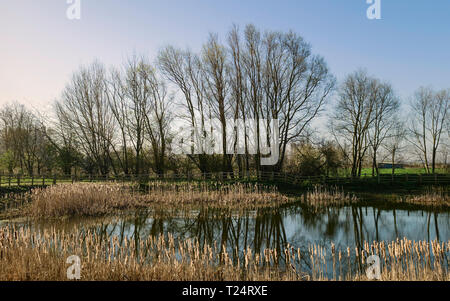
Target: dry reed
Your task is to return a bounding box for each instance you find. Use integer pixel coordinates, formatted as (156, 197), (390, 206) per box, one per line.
(25, 182), (291, 218)
(303, 185), (358, 209)
(0, 225), (447, 281)
(399, 187), (450, 208)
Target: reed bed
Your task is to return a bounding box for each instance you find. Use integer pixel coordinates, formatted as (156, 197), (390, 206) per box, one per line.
(306, 239), (449, 281)
(303, 185), (358, 209)
(25, 182), (291, 218)
(0, 225), (447, 281)
(398, 187), (450, 208)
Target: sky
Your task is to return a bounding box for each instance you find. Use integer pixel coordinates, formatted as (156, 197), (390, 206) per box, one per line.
(1, 0), (450, 116)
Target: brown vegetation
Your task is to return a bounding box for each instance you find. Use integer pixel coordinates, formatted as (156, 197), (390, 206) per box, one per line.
(303, 185), (358, 209)
(25, 182), (291, 218)
(398, 187), (450, 208)
(0, 226), (447, 281)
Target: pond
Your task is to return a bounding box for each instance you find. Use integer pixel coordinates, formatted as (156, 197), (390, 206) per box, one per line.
(1, 197), (449, 281)
(3, 201), (449, 256)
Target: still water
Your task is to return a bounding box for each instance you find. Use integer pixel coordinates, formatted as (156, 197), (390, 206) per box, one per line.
(1, 201), (449, 278)
(5, 202), (449, 252)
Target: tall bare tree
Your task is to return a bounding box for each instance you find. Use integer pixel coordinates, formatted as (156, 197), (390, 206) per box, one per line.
(409, 87), (449, 173)
(367, 82), (400, 175)
(122, 56), (155, 175)
(330, 70), (378, 177)
(228, 24), (249, 177)
(158, 46), (215, 175)
(383, 120), (407, 175)
(55, 61), (115, 175)
(142, 65), (174, 175)
(202, 34), (233, 174)
(239, 24), (335, 173)
(105, 68), (131, 175)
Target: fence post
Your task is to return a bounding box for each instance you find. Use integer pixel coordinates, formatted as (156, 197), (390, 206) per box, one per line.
(53, 175), (57, 185)
(31, 175), (34, 186)
(17, 175), (20, 186)
(8, 175), (11, 187)
(42, 175), (45, 186)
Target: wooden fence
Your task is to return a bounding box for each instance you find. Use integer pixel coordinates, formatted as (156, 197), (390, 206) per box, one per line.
(0, 171), (449, 188)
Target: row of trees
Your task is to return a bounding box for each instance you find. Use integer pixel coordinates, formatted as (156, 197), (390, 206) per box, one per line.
(0, 104), (56, 175)
(0, 24), (448, 177)
(157, 25), (335, 177)
(328, 70), (449, 177)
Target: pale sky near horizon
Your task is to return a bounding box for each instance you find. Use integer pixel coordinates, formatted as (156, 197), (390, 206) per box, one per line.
(1, 0), (449, 118)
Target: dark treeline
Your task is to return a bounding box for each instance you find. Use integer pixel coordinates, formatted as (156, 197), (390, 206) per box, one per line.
(0, 24), (449, 177)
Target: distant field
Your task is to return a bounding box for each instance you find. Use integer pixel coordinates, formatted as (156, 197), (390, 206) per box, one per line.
(338, 168), (448, 177)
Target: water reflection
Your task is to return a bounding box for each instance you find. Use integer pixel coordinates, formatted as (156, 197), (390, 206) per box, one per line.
(12, 203), (448, 257)
(2, 202), (448, 278)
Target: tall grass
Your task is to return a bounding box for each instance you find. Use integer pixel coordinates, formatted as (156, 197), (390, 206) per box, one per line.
(303, 185), (358, 209)
(399, 187), (449, 208)
(26, 182), (291, 218)
(0, 225), (447, 281)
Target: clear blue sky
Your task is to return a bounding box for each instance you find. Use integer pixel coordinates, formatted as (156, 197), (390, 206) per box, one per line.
(1, 0), (449, 112)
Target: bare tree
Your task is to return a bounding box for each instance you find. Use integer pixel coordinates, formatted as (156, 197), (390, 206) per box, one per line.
(105, 68), (131, 175)
(330, 70), (378, 177)
(383, 120), (407, 175)
(0, 103), (53, 175)
(202, 34), (233, 175)
(228, 24), (249, 177)
(409, 87), (449, 173)
(122, 56), (155, 175)
(38, 108), (80, 175)
(241, 24), (264, 175)
(142, 66), (174, 175)
(240, 24), (335, 173)
(55, 61), (115, 175)
(158, 46), (214, 175)
(159, 24), (334, 175)
(367, 82), (400, 175)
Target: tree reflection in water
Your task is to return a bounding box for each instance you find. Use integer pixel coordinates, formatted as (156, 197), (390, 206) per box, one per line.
(20, 202), (449, 278)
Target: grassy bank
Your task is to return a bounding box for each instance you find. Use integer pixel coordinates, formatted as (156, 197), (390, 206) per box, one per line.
(0, 226), (447, 281)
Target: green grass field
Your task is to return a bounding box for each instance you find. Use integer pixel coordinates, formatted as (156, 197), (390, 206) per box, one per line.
(338, 168), (448, 177)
